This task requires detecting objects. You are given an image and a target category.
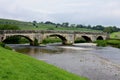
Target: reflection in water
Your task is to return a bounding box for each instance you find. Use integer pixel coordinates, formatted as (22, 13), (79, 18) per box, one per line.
(13, 45), (65, 57)
(8, 44), (120, 80)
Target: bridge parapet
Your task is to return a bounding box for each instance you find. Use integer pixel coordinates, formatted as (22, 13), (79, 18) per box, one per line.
(0, 30), (106, 34)
(0, 30), (74, 34)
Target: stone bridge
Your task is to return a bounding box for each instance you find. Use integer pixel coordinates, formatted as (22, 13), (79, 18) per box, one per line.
(0, 30), (109, 45)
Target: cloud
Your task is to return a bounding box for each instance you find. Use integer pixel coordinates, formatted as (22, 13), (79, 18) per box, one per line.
(0, 0), (120, 27)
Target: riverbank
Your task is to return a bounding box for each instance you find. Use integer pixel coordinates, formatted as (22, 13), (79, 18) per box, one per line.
(95, 39), (120, 48)
(0, 46), (88, 80)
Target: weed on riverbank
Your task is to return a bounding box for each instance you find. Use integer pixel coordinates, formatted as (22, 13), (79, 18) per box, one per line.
(95, 40), (120, 48)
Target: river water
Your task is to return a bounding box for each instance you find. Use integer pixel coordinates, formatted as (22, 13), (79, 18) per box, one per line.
(8, 43), (120, 80)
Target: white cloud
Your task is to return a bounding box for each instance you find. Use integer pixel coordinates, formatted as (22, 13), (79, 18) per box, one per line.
(0, 0), (120, 27)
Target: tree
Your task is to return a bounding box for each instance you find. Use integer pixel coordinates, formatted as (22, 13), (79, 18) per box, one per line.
(61, 22), (69, 27)
(92, 25), (104, 30)
(87, 25), (92, 29)
(103, 27), (114, 33)
(70, 24), (76, 28)
(76, 24), (84, 28)
(56, 23), (61, 28)
(33, 20), (38, 28)
(45, 21), (55, 25)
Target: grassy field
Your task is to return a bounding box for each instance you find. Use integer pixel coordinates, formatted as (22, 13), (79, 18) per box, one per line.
(110, 32), (120, 39)
(0, 46), (88, 80)
(0, 18), (100, 32)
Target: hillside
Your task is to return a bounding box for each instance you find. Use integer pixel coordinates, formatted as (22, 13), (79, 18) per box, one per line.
(0, 46), (88, 80)
(110, 32), (120, 39)
(0, 18), (101, 32)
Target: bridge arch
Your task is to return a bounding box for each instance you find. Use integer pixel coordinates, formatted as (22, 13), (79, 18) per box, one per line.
(97, 36), (104, 40)
(45, 34), (67, 44)
(3, 35), (34, 45)
(81, 36), (92, 42)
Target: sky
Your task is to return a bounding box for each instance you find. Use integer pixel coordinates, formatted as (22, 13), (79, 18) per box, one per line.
(0, 0), (120, 27)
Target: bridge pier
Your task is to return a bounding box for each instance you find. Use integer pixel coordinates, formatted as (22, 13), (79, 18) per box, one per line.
(0, 35), (2, 42)
(64, 34), (74, 45)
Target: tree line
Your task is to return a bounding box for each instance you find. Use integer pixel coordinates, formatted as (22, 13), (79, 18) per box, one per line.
(39, 21), (120, 33)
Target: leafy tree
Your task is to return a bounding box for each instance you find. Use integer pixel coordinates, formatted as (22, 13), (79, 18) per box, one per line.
(45, 21), (56, 25)
(76, 24), (84, 28)
(70, 24), (76, 28)
(56, 23), (61, 28)
(62, 22), (69, 27)
(92, 25), (104, 30)
(103, 26), (120, 33)
(87, 25), (92, 29)
(103, 27), (114, 33)
(33, 20), (38, 28)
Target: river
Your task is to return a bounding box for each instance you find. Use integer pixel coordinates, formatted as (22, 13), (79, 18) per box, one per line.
(8, 43), (120, 80)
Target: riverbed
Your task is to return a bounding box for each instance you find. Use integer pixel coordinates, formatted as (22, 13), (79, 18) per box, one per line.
(8, 43), (120, 80)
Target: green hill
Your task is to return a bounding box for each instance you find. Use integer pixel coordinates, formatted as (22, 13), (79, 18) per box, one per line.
(0, 18), (100, 32)
(0, 18), (33, 29)
(0, 46), (88, 80)
(110, 32), (120, 39)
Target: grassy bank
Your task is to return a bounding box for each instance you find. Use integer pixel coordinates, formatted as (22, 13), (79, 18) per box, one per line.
(95, 39), (120, 48)
(0, 47), (88, 80)
(110, 32), (120, 39)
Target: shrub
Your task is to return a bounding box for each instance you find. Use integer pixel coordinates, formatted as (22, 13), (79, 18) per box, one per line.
(75, 38), (86, 43)
(42, 37), (62, 44)
(33, 38), (39, 46)
(0, 42), (12, 50)
(95, 40), (107, 47)
(107, 40), (120, 45)
(0, 42), (5, 47)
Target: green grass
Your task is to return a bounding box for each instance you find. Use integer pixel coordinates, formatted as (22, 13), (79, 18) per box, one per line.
(20, 23), (100, 32)
(110, 32), (120, 39)
(0, 18), (100, 32)
(95, 40), (120, 48)
(0, 46), (88, 80)
(94, 40), (107, 47)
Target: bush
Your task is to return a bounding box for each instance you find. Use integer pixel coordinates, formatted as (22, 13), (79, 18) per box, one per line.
(0, 42), (12, 50)
(95, 39), (120, 48)
(107, 40), (120, 45)
(3, 36), (21, 44)
(75, 38), (86, 43)
(95, 40), (107, 47)
(33, 38), (39, 46)
(118, 44), (120, 48)
(42, 37), (62, 44)
(0, 42), (5, 47)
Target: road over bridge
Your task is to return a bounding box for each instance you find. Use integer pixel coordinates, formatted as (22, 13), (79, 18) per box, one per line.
(0, 30), (109, 45)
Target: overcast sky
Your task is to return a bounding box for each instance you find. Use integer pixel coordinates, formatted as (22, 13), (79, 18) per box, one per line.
(0, 0), (120, 27)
